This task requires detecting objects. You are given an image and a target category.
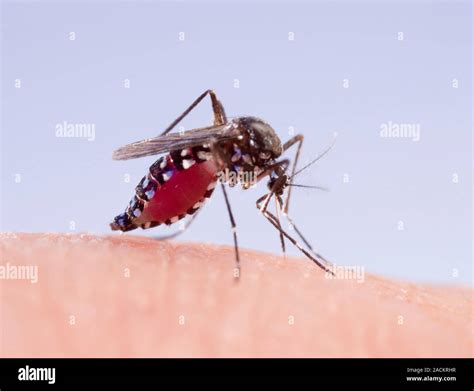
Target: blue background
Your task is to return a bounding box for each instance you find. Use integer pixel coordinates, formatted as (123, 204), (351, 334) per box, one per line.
(1, 0), (472, 284)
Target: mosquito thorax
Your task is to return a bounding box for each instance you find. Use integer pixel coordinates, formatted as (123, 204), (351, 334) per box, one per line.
(223, 117), (282, 187)
(235, 116), (282, 159)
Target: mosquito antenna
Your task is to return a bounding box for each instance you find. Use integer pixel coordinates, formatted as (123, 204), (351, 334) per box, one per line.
(286, 184), (329, 192)
(290, 132), (337, 179)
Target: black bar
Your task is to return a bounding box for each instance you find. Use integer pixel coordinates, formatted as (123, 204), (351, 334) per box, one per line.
(0, 358), (472, 387)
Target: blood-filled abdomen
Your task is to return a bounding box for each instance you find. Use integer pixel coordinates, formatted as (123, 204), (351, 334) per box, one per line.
(110, 146), (217, 232)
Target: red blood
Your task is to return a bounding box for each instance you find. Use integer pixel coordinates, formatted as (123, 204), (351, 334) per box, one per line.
(134, 160), (217, 225)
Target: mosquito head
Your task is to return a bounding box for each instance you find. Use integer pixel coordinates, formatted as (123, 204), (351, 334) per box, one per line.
(267, 173), (288, 196)
(236, 117), (283, 162)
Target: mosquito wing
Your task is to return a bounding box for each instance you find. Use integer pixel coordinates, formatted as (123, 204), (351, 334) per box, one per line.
(112, 124), (239, 160)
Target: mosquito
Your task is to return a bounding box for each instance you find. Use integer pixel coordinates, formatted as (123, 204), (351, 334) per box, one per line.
(110, 89), (335, 277)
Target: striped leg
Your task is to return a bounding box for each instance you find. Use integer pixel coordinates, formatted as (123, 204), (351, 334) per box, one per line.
(256, 192), (333, 274)
(160, 89), (226, 137)
(220, 183), (241, 279)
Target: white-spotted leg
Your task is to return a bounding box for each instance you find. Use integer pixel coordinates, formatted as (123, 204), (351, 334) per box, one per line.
(281, 134), (304, 215)
(281, 132), (337, 215)
(275, 196), (333, 273)
(255, 159), (290, 214)
(206, 138), (241, 278)
(274, 196), (286, 257)
(152, 209), (202, 241)
(160, 89), (226, 137)
(220, 183), (241, 279)
(270, 133), (337, 264)
(256, 191), (334, 274)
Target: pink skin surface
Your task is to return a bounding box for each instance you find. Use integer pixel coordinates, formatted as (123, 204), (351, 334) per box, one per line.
(0, 233), (472, 358)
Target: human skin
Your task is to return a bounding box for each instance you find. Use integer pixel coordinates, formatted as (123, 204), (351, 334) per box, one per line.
(0, 232), (472, 358)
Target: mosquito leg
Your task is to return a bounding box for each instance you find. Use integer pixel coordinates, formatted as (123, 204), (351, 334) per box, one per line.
(205, 139), (240, 277)
(255, 186), (287, 258)
(220, 183), (241, 278)
(254, 161), (287, 215)
(282, 212), (313, 252)
(274, 197), (286, 256)
(206, 146), (290, 277)
(256, 192), (334, 274)
(212, 94), (227, 125)
(282, 213), (333, 274)
(207, 139), (243, 270)
(275, 196), (319, 257)
(160, 89), (226, 137)
(281, 133), (337, 215)
(255, 160), (289, 217)
(152, 209), (201, 241)
(278, 135), (337, 254)
(253, 159), (290, 215)
(256, 198), (333, 274)
(281, 134), (304, 215)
